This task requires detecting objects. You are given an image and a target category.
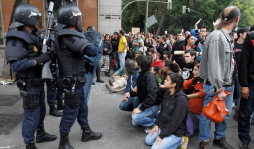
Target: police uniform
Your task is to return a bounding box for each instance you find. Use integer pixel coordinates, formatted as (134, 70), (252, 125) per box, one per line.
(5, 4), (56, 149)
(55, 5), (102, 149)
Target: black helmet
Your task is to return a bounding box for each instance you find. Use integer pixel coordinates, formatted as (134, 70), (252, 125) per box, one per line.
(9, 4), (42, 29)
(87, 26), (96, 31)
(57, 4), (83, 28)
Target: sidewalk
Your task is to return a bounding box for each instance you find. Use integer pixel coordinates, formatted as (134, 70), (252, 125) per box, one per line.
(0, 76), (253, 149)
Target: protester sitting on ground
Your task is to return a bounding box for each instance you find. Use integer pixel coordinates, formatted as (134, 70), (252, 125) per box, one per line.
(182, 49), (198, 81)
(119, 59), (140, 111)
(157, 60), (181, 102)
(147, 47), (155, 56)
(151, 65), (162, 84)
(107, 63), (127, 93)
(131, 55), (161, 127)
(151, 52), (163, 68)
(145, 72), (189, 149)
(163, 51), (170, 60)
(133, 51), (142, 60)
(183, 63), (205, 132)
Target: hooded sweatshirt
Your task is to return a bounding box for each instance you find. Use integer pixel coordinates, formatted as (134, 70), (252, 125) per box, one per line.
(155, 89), (189, 139)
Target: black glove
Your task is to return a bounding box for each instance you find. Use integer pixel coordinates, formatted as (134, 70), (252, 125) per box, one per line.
(34, 53), (51, 66)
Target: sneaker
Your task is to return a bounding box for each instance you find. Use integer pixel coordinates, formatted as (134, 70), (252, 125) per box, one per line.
(199, 140), (210, 149)
(232, 103), (236, 109)
(144, 127), (153, 134)
(213, 136), (235, 149)
(178, 136), (189, 149)
(240, 142), (250, 149)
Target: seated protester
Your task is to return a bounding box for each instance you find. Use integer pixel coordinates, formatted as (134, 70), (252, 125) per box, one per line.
(145, 72), (189, 149)
(147, 47), (155, 56)
(151, 65), (162, 84)
(163, 51), (170, 61)
(182, 49), (198, 81)
(131, 55), (161, 127)
(157, 60), (181, 109)
(119, 59), (140, 111)
(151, 52), (163, 68)
(107, 65), (127, 93)
(183, 63), (205, 132)
(133, 51), (142, 60)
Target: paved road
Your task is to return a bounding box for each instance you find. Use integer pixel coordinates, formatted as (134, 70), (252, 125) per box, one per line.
(0, 75), (253, 149)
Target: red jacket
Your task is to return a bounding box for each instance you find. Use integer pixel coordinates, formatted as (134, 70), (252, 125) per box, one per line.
(183, 78), (205, 115)
(151, 60), (163, 68)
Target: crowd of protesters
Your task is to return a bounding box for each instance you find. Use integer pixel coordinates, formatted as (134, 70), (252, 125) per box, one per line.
(97, 5), (254, 149)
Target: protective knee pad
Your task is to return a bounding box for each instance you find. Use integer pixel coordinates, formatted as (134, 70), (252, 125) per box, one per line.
(64, 92), (81, 108)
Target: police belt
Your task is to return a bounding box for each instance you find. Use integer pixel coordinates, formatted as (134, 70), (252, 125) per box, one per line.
(19, 78), (45, 87)
(62, 76), (86, 89)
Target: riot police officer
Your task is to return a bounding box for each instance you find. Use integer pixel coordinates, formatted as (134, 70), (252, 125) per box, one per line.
(55, 5), (102, 149)
(5, 4), (57, 149)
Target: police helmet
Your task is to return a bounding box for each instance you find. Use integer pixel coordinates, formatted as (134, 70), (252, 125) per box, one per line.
(9, 4), (42, 29)
(87, 26), (96, 31)
(57, 4), (83, 28)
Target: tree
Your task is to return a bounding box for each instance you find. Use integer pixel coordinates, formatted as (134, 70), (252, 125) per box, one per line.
(1, 0), (28, 79)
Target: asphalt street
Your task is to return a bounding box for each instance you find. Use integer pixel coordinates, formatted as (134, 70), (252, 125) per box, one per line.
(0, 75), (253, 149)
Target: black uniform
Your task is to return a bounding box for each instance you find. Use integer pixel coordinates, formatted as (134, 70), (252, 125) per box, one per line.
(56, 4), (102, 149)
(5, 4), (56, 149)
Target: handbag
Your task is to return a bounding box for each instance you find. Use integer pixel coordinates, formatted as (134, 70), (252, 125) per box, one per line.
(202, 90), (231, 123)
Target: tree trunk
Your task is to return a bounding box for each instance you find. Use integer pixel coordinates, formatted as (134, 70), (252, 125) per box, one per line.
(155, 6), (167, 36)
(1, 0), (28, 79)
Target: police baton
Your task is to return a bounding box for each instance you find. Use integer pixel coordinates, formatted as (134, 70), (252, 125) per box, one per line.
(41, 1), (54, 79)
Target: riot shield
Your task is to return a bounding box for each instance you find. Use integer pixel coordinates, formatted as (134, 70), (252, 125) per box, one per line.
(83, 31), (103, 103)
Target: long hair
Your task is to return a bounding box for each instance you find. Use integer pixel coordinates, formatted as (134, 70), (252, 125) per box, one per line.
(124, 59), (136, 76)
(167, 72), (184, 93)
(164, 59), (180, 73)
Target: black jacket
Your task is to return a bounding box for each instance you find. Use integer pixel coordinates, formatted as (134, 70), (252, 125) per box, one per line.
(239, 31), (254, 87)
(155, 89), (189, 139)
(171, 39), (185, 69)
(103, 40), (112, 55)
(157, 43), (171, 60)
(131, 70), (160, 111)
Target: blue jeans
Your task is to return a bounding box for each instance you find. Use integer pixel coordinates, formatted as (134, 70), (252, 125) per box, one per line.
(112, 51), (119, 71)
(199, 84), (234, 141)
(119, 96), (140, 111)
(145, 128), (183, 149)
(132, 104), (160, 127)
(21, 85), (46, 144)
(238, 83), (254, 144)
(46, 69), (63, 106)
(118, 52), (126, 69)
(59, 87), (88, 135)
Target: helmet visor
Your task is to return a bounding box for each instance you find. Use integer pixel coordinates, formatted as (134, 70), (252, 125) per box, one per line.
(28, 11), (42, 29)
(71, 12), (83, 28)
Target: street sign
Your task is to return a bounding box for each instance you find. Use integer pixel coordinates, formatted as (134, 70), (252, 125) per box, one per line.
(147, 15), (157, 28)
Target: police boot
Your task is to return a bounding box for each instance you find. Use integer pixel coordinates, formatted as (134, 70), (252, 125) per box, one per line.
(36, 127), (57, 143)
(81, 124), (102, 142)
(49, 105), (62, 117)
(59, 134), (74, 149)
(57, 99), (64, 110)
(96, 77), (105, 83)
(26, 141), (37, 149)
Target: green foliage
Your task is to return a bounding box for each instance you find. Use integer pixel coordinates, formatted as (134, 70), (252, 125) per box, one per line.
(122, 0), (253, 35)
